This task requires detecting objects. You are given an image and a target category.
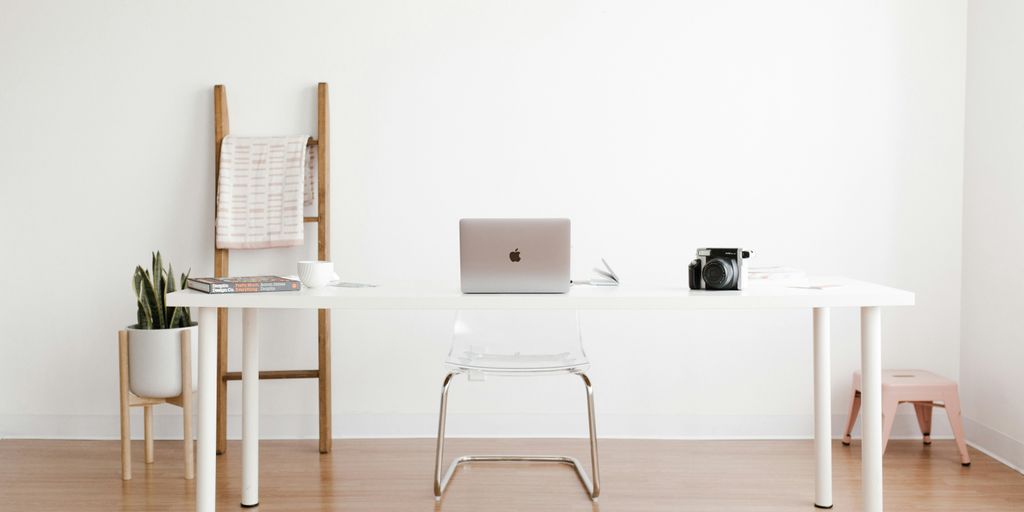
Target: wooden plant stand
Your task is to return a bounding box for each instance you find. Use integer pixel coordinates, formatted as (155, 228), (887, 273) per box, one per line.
(118, 330), (194, 480)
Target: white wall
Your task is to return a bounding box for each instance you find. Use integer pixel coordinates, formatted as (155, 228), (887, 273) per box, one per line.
(0, 0), (967, 440)
(961, 0), (1024, 472)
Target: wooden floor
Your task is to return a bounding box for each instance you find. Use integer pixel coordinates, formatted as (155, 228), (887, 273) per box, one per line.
(1, 438), (1021, 511)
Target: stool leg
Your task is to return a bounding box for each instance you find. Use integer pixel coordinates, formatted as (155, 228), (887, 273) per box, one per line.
(913, 402), (933, 445)
(842, 390), (861, 445)
(144, 406), (154, 464)
(118, 331), (132, 480)
(181, 331), (195, 480)
(881, 399), (899, 455)
(943, 391), (971, 466)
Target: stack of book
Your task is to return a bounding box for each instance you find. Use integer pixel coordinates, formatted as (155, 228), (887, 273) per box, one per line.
(186, 276), (301, 294)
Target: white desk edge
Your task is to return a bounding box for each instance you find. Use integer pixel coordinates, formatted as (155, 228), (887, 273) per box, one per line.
(166, 277), (915, 309)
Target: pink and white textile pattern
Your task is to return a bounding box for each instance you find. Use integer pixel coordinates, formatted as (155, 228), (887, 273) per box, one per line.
(216, 135), (308, 249)
(303, 147), (318, 218)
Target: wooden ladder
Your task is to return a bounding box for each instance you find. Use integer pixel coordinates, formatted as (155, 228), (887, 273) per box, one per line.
(212, 83), (332, 454)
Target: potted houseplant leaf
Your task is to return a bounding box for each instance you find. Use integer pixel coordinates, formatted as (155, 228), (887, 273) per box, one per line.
(127, 252), (198, 398)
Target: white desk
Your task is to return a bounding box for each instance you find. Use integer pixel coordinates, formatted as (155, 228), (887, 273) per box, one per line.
(167, 277), (914, 512)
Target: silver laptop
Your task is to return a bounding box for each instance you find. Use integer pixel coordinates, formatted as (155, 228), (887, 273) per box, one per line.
(460, 218), (571, 293)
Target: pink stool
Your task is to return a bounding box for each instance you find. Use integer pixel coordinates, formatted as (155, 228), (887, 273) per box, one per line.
(842, 369), (970, 466)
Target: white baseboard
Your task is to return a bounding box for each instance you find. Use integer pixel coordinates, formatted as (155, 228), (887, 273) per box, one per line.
(964, 417), (1024, 475)
(1, 411), (954, 441)
(10, 413), (1020, 476)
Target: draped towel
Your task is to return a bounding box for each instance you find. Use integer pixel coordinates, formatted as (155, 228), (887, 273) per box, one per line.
(215, 135), (308, 249)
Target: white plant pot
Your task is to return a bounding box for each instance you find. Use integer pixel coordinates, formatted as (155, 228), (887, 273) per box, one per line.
(127, 323), (199, 398)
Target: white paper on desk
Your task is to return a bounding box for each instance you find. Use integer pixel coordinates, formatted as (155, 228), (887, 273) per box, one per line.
(578, 278), (618, 286)
(329, 281), (377, 288)
(594, 258), (619, 283)
(788, 283), (844, 290)
(574, 258), (620, 286)
(748, 265), (806, 280)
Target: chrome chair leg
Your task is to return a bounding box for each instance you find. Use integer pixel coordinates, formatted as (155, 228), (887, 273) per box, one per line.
(433, 371), (601, 502)
(581, 372), (601, 499)
(434, 372), (457, 500)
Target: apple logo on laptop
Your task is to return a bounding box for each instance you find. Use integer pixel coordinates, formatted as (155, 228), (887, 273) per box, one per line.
(509, 248), (521, 262)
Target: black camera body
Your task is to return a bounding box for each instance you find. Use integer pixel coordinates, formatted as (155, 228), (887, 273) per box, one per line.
(688, 248), (752, 291)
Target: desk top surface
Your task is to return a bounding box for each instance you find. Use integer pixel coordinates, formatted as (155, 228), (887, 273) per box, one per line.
(166, 277), (914, 310)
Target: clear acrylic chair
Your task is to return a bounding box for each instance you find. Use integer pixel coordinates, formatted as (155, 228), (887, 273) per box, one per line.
(433, 309), (600, 501)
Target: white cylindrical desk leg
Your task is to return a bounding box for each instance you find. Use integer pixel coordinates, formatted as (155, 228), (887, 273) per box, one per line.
(813, 307), (832, 509)
(242, 308), (260, 507)
(197, 307), (217, 512)
(861, 306), (883, 512)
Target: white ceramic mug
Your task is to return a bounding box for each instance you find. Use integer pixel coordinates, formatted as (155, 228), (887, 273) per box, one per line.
(297, 261), (339, 289)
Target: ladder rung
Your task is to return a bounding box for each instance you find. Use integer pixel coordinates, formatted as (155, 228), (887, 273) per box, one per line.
(223, 369), (319, 381)
(306, 138), (318, 147)
(303, 216), (319, 223)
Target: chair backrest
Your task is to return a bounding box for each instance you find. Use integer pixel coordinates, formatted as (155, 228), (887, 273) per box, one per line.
(446, 309), (588, 373)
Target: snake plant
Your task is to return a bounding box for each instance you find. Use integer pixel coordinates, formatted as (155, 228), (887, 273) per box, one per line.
(133, 252), (191, 329)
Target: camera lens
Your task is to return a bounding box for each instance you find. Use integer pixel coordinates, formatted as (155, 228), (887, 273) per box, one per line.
(702, 257), (736, 290)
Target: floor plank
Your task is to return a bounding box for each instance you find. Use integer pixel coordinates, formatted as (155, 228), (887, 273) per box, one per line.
(0, 438), (1021, 511)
